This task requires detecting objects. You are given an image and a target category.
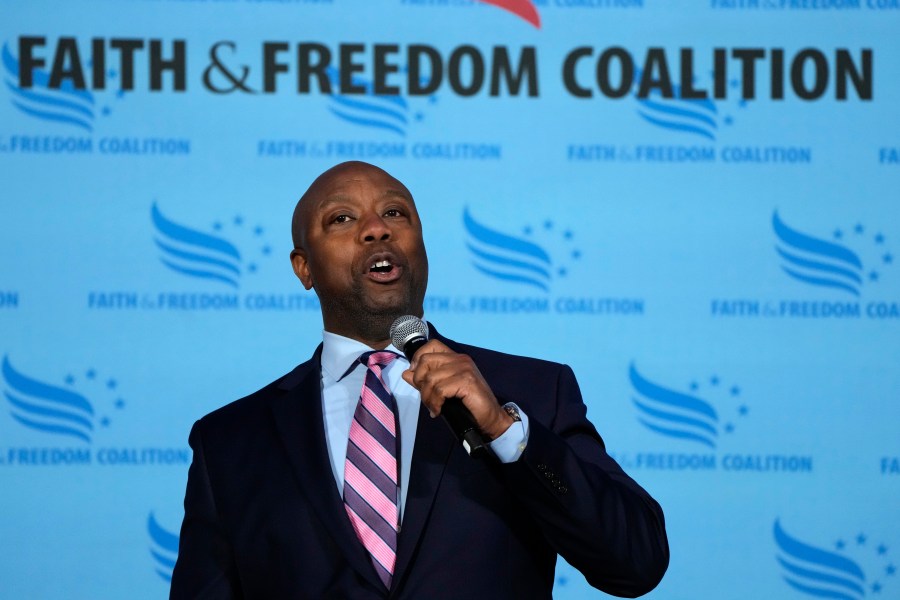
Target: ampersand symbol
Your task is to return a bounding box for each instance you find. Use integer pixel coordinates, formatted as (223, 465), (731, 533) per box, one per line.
(204, 41), (255, 94)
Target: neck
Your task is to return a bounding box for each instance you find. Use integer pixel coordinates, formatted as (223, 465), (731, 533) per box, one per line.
(320, 307), (424, 350)
(323, 326), (392, 350)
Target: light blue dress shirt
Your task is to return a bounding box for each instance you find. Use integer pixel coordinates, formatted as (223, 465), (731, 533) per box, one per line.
(319, 330), (529, 521)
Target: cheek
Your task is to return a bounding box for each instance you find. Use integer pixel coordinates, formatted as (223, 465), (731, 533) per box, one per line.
(309, 246), (355, 287)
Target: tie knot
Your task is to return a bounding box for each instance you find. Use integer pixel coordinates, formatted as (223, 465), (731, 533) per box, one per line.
(362, 350), (398, 370)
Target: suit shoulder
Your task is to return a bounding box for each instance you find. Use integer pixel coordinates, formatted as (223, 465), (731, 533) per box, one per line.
(194, 358), (316, 432)
(448, 339), (569, 376)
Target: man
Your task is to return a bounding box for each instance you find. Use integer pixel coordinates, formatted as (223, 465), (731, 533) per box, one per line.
(171, 161), (669, 599)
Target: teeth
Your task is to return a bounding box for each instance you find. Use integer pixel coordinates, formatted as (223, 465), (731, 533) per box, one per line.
(372, 260), (392, 269)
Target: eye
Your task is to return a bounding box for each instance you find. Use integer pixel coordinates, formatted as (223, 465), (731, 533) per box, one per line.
(331, 213), (353, 224)
(384, 208), (404, 218)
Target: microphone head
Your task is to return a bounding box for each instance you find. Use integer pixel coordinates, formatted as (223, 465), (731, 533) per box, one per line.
(390, 315), (429, 350)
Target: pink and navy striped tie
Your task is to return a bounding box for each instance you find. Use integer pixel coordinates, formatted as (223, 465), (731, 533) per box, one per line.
(343, 351), (401, 589)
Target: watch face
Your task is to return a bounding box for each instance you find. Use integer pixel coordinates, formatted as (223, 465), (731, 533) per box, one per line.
(504, 404), (522, 422)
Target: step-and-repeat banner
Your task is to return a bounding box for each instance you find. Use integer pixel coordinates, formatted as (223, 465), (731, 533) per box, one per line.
(1, 1), (898, 598)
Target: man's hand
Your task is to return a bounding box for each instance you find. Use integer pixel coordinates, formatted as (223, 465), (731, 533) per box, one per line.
(401, 339), (514, 441)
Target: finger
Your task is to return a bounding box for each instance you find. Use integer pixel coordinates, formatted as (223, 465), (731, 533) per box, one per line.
(409, 339), (451, 369)
(401, 369), (415, 387)
(410, 347), (459, 374)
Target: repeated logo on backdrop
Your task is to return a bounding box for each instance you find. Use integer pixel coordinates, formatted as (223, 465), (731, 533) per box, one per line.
(0, 42), (190, 156)
(423, 206), (646, 316)
(614, 362), (813, 473)
(152, 203), (268, 290)
(256, 66), (504, 163)
(711, 210), (898, 320)
(565, 45), (873, 166)
(86, 202), (319, 312)
(2, 355), (124, 444)
(774, 519), (895, 599)
(0, 355), (187, 466)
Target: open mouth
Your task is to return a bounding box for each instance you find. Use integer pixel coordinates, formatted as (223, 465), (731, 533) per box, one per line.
(370, 259), (394, 274)
(366, 257), (402, 282)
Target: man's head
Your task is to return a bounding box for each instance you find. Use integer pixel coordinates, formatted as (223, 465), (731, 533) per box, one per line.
(290, 161), (428, 347)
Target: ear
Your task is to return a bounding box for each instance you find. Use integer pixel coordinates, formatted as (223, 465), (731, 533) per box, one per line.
(290, 249), (314, 290)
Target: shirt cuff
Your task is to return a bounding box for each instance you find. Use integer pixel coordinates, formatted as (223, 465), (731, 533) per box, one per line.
(489, 403), (529, 463)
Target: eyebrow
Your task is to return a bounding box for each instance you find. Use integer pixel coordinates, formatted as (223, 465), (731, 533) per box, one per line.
(316, 189), (413, 211)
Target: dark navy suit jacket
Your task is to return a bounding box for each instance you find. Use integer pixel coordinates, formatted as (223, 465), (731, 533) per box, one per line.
(170, 331), (669, 599)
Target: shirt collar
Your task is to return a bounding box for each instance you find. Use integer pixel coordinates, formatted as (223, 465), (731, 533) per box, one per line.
(320, 330), (408, 382)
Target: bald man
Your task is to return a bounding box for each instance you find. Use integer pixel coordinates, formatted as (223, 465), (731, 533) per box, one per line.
(170, 162), (669, 599)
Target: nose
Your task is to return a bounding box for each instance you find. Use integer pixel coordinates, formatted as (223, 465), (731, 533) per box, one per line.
(359, 211), (391, 243)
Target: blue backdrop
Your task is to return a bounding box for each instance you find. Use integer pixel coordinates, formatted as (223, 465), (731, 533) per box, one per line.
(1, 0), (898, 598)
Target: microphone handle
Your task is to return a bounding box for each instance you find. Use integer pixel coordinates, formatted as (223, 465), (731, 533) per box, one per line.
(402, 336), (489, 459)
(440, 398), (489, 458)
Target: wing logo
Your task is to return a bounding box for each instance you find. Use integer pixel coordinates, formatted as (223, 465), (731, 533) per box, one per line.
(478, 0), (541, 28)
(1, 41), (124, 131)
(1, 357), (126, 443)
(2, 355), (96, 443)
(148, 512), (179, 583)
(325, 68), (416, 137)
(637, 90), (720, 141)
(152, 203), (248, 289)
(2, 42), (96, 132)
(463, 207), (581, 292)
(631, 69), (741, 141)
(775, 520), (865, 600)
(629, 363), (719, 449)
(773, 211), (868, 297)
(629, 364), (749, 448)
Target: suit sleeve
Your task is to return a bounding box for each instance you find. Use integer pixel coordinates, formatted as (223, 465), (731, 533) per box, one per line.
(169, 422), (242, 600)
(498, 364), (669, 598)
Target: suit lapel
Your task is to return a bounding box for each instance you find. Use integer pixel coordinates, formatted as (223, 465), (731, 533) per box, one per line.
(269, 348), (385, 592)
(391, 326), (463, 589)
(392, 403), (455, 590)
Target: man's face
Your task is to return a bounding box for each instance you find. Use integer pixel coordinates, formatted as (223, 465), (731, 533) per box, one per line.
(291, 162), (428, 345)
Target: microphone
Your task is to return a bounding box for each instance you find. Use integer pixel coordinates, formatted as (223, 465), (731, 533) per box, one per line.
(390, 316), (489, 459)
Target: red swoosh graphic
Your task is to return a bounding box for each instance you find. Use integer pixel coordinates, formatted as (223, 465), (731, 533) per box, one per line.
(478, 0), (541, 28)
